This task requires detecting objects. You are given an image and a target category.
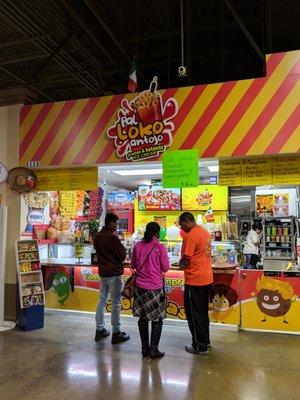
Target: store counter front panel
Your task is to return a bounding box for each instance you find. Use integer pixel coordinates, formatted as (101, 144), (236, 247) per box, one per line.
(240, 270), (300, 333)
(43, 264), (240, 325)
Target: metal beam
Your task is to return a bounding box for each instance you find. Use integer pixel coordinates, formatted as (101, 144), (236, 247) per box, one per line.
(25, 33), (73, 86)
(103, 47), (254, 76)
(0, 66), (56, 101)
(60, 0), (118, 67)
(224, 0), (265, 62)
(0, 51), (49, 66)
(0, 33), (53, 48)
(84, 0), (131, 62)
(1, 1), (105, 96)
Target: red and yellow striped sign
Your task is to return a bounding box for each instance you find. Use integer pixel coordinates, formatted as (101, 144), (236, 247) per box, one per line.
(20, 50), (300, 167)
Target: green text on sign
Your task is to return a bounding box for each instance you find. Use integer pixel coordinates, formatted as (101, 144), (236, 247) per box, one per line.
(163, 149), (199, 188)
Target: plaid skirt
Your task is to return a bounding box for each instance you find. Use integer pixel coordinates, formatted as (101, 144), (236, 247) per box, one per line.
(133, 286), (166, 321)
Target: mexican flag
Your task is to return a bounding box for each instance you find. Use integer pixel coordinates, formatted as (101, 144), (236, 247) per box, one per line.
(128, 59), (137, 93)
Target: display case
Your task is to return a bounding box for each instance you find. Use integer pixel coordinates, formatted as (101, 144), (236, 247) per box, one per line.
(262, 217), (296, 270)
(45, 243), (93, 261)
(163, 240), (242, 270)
(16, 239), (45, 308)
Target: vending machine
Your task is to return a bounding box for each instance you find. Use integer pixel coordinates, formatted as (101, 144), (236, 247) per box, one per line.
(107, 191), (135, 235)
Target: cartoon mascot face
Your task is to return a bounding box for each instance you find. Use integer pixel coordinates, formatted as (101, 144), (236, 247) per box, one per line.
(257, 289), (291, 317)
(255, 276), (294, 322)
(52, 271), (70, 306)
(210, 283), (238, 322)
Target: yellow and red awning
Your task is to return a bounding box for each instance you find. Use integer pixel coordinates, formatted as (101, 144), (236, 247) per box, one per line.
(20, 50), (300, 167)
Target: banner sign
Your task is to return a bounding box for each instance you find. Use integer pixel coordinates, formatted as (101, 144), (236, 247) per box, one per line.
(107, 77), (178, 162)
(35, 167), (98, 191)
(220, 156), (300, 186)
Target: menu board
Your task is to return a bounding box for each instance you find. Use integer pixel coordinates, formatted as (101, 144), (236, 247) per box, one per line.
(220, 156), (300, 186)
(273, 157), (300, 185)
(35, 167), (98, 191)
(138, 186), (181, 211)
(219, 160), (242, 186)
(242, 159), (272, 186)
(182, 185), (228, 211)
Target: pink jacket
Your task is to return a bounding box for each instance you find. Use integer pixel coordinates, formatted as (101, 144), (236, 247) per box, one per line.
(131, 238), (170, 290)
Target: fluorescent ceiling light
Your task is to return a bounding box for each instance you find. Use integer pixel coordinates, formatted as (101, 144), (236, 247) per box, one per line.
(112, 168), (163, 176)
(207, 165), (219, 172)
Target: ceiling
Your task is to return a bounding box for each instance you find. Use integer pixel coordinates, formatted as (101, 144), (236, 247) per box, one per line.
(99, 159), (219, 190)
(0, 0), (299, 104)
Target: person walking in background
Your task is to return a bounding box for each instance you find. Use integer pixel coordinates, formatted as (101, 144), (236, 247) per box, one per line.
(178, 212), (213, 356)
(131, 222), (169, 359)
(243, 221), (262, 269)
(94, 213), (130, 344)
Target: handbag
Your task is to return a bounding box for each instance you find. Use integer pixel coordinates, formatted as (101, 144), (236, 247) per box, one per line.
(121, 243), (157, 299)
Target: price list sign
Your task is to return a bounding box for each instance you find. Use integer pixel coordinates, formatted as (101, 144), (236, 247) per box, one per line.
(241, 159), (272, 186)
(273, 157), (300, 185)
(35, 167), (98, 191)
(219, 160), (242, 186)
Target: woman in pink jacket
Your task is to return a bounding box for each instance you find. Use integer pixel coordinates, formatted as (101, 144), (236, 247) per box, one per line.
(131, 222), (169, 359)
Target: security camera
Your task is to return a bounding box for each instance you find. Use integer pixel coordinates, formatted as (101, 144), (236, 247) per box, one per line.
(178, 66), (187, 77)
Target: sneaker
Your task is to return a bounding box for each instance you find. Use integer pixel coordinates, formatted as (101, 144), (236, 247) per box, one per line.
(111, 331), (130, 344)
(185, 345), (209, 356)
(95, 328), (110, 342)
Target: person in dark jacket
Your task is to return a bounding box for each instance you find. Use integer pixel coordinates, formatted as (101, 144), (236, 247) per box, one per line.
(94, 213), (130, 344)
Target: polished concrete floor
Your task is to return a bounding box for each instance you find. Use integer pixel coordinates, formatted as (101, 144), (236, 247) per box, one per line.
(1, 314), (300, 400)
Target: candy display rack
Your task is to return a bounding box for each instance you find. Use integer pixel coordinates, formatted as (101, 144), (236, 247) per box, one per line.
(16, 239), (45, 309)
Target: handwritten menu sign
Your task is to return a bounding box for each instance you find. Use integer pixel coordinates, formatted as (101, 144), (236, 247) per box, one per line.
(35, 167), (98, 191)
(220, 156), (300, 186)
(163, 149), (199, 188)
(273, 157), (300, 185)
(219, 160), (242, 186)
(242, 159), (272, 186)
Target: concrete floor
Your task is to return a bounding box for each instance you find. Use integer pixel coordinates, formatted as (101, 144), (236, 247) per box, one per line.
(1, 314), (300, 400)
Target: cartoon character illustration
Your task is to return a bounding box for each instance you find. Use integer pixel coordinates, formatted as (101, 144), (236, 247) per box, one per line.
(254, 276), (295, 323)
(51, 271), (70, 307)
(210, 284), (238, 323)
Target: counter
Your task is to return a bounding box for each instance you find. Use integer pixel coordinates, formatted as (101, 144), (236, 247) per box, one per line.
(42, 258), (300, 334)
(41, 258), (240, 327)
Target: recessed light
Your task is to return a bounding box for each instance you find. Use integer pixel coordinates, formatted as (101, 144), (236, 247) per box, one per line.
(112, 169), (162, 176)
(207, 166), (219, 172)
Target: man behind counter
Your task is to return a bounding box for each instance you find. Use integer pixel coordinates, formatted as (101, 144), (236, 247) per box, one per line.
(178, 212), (213, 356)
(94, 213), (130, 344)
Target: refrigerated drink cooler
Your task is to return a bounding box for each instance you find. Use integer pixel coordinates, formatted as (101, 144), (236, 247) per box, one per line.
(262, 217), (296, 270)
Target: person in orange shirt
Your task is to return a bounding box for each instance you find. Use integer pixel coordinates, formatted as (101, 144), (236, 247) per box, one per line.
(178, 212), (213, 356)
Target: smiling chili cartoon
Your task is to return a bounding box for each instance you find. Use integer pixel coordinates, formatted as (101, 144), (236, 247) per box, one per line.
(255, 276), (295, 323)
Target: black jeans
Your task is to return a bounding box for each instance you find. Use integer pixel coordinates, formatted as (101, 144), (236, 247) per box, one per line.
(184, 284), (211, 352)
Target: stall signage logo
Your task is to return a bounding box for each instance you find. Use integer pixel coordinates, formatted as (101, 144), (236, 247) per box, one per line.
(107, 77), (178, 161)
